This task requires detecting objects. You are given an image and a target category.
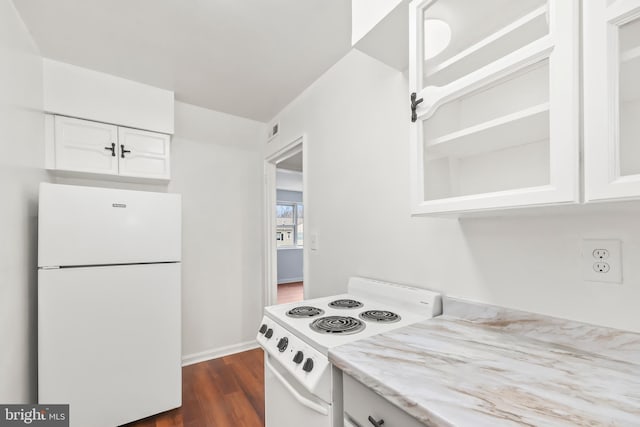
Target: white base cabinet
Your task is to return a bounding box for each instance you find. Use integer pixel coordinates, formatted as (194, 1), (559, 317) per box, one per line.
(343, 374), (425, 427)
(46, 114), (171, 182)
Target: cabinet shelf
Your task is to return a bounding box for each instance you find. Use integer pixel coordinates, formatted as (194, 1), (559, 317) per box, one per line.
(425, 103), (549, 159)
(425, 6), (548, 85)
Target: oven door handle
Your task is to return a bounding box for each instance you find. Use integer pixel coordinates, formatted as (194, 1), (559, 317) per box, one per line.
(265, 357), (329, 416)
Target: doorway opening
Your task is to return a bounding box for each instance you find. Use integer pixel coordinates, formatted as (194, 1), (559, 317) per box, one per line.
(264, 136), (307, 308)
(275, 155), (303, 304)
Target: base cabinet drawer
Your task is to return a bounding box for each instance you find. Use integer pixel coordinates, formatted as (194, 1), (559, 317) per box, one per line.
(343, 374), (425, 427)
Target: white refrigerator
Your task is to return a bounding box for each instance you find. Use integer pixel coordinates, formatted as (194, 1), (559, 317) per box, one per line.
(38, 183), (182, 427)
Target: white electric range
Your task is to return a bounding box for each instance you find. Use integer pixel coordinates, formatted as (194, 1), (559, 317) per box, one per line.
(257, 277), (442, 427)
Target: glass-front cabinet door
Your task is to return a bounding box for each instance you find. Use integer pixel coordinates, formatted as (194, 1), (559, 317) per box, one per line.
(585, 0), (640, 202)
(409, 0), (580, 215)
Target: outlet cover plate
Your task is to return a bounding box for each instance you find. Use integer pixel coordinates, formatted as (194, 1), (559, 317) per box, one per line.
(582, 239), (622, 284)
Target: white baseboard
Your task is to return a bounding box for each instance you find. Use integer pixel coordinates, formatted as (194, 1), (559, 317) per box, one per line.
(181, 340), (259, 367)
(278, 277), (303, 284)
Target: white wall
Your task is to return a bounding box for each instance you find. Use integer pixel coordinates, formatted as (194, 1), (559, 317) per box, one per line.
(277, 249), (304, 284)
(267, 50), (640, 333)
(170, 102), (265, 362)
(0, 0), (47, 403)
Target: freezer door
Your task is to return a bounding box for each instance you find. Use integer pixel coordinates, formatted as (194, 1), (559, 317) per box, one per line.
(38, 263), (182, 427)
(38, 183), (181, 267)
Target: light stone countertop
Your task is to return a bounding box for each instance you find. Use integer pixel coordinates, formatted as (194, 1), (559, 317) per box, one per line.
(328, 298), (640, 426)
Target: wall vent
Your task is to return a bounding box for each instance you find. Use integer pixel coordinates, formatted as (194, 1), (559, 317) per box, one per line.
(267, 122), (280, 141)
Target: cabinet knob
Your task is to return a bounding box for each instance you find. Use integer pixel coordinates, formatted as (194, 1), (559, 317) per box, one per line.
(368, 416), (385, 427)
(120, 144), (131, 158)
(104, 142), (116, 157)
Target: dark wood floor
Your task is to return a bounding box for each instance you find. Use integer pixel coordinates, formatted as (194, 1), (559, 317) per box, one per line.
(277, 281), (304, 304)
(123, 348), (264, 427)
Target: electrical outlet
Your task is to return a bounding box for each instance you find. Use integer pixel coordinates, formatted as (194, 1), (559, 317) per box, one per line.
(582, 239), (622, 283)
(593, 262), (610, 273)
(592, 249), (609, 259)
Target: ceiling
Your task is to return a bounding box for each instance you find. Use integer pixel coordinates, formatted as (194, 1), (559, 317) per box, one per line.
(277, 151), (303, 172)
(14, 0), (352, 122)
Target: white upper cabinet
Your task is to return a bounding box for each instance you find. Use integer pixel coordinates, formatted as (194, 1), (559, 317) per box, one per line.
(584, 0), (640, 202)
(118, 127), (171, 180)
(409, 0), (580, 215)
(47, 115), (171, 182)
(54, 116), (119, 176)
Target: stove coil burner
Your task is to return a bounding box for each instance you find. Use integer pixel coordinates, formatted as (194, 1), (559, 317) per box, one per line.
(359, 310), (401, 323)
(286, 306), (325, 318)
(328, 299), (363, 309)
(310, 316), (365, 335)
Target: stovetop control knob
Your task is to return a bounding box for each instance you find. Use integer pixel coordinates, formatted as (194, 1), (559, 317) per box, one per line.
(265, 328), (273, 339)
(302, 358), (314, 373)
(293, 351), (304, 364)
(277, 337), (288, 352)
(259, 324), (267, 334)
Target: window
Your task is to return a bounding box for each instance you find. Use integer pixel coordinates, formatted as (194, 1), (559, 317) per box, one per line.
(276, 204), (294, 226)
(276, 202), (303, 248)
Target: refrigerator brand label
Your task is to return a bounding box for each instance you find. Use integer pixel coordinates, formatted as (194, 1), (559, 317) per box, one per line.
(0, 405), (69, 426)
(112, 203), (127, 208)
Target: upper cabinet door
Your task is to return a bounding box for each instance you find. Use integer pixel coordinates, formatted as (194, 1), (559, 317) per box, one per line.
(409, 0), (580, 215)
(118, 127), (171, 180)
(54, 116), (119, 175)
(584, 0), (640, 202)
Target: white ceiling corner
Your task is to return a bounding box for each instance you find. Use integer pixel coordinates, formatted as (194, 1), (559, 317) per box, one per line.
(13, 0), (353, 122)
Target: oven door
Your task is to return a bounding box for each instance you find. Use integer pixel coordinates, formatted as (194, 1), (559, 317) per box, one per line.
(264, 352), (333, 427)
